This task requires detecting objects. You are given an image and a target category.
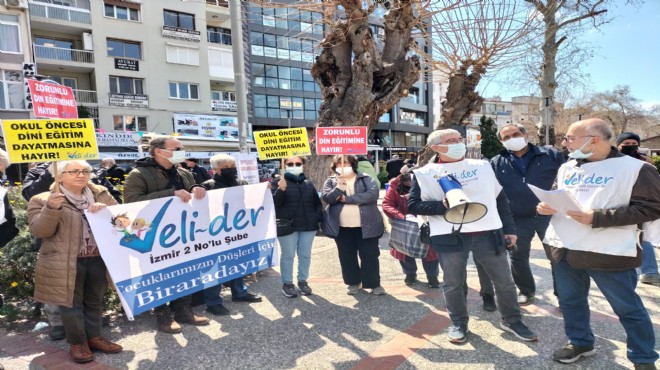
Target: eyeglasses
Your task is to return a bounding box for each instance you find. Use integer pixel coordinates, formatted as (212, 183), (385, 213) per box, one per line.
(62, 169), (92, 176)
(286, 162), (303, 167)
(562, 135), (594, 143)
(441, 138), (464, 145)
(162, 147), (185, 151)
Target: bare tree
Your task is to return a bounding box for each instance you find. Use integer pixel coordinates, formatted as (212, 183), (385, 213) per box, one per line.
(523, 0), (644, 144)
(430, 1), (535, 129)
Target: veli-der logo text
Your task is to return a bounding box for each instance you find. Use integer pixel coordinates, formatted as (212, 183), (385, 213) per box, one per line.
(563, 172), (614, 187)
(111, 198), (265, 258)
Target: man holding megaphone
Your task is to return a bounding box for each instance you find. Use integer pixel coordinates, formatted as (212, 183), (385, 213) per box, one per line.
(408, 129), (536, 344)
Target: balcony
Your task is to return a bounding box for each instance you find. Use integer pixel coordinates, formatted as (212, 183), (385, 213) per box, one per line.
(29, 0), (91, 26)
(207, 31), (232, 46)
(207, 0), (228, 7)
(73, 89), (97, 104)
(34, 44), (94, 63)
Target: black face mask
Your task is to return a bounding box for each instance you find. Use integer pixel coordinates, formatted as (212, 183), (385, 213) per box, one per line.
(620, 145), (639, 156)
(220, 167), (237, 179)
(397, 184), (411, 195)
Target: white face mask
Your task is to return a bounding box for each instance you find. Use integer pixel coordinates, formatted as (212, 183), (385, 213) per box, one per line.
(335, 166), (354, 176)
(164, 150), (187, 165)
(441, 143), (467, 160)
(568, 137), (594, 159)
(286, 166), (304, 176)
(503, 137), (527, 152)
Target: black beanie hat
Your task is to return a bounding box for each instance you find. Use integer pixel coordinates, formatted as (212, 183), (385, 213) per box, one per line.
(616, 132), (641, 146)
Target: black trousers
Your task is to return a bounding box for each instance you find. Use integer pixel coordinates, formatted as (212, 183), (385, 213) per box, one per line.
(335, 227), (381, 289)
(60, 256), (108, 345)
(153, 295), (192, 312)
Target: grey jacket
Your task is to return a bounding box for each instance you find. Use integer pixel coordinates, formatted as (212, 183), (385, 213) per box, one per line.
(321, 172), (384, 239)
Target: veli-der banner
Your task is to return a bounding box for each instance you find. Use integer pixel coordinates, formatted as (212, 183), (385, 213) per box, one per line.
(173, 113), (239, 139)
(85, 183), (278, 320)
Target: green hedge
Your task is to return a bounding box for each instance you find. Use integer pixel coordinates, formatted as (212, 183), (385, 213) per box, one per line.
(652, 156), (660, 172)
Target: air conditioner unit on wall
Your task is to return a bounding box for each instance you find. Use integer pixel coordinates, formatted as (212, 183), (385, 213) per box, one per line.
(5, 0), (29, 9)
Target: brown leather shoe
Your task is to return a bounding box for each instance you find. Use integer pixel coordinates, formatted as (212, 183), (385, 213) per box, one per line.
(173, 304), (210, 326)
(156, 310), (182, 333)
(70, 343), (94, 363)
(88, 337), (123, 354)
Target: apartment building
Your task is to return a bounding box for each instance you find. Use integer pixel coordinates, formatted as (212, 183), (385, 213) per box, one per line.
(1, 0), (434, 161)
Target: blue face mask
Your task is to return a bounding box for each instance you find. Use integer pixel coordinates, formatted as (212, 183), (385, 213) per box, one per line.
(568, 137), (594, 159)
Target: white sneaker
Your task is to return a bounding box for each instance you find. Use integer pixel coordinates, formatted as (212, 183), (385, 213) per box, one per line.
(517, 293), (534, 306)
(371, 286), (386, 295)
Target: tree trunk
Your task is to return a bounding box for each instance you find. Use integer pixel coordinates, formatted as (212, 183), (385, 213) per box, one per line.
(304, 0), (422, 188)
(537, 8), (559, 146)
(437, 60), (486, 129)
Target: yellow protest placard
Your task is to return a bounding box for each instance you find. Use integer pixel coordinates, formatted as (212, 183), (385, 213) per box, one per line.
(253, 128), (310, 160)
(1, 118), (99, 163)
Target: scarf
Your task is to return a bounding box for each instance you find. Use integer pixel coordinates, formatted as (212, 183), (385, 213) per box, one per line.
(60, 185), (99, 257)
(284, 172), (306, 183)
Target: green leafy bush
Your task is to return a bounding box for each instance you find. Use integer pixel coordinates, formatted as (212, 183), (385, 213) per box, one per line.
(652, 156), (660, 173)
(377, 171), (389, 188)
(0, 186), (37, 300)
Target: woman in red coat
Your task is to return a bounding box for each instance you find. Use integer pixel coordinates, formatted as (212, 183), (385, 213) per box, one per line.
(382, 171), (440, 287)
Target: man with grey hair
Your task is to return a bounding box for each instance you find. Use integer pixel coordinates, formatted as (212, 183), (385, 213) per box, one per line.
(538, 118), (660, 368)
(191, 153), (262, 316)
(100, 158), (125, 185)
(124, 136), (210, 333)
(408, 129), (536, 344)
(475, 122), (564, 311)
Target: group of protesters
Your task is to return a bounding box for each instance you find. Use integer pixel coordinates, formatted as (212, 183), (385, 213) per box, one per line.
(0, 117), (658, 368)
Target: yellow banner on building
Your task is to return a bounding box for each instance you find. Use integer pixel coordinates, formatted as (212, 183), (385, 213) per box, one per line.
(253, 128), (310, 160)
(1, 118), (99, 163)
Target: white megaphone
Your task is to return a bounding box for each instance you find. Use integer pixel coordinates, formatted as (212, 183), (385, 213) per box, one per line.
(437, 173), (488, 224)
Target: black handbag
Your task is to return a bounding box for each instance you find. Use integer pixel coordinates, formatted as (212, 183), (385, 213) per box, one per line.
(419, 221), (431, 244)
(276, 219), (293, 237)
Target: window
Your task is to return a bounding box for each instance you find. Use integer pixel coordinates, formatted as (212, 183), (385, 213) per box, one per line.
(250, 32), (263, 45)
(104, 3), (140, 21)
(164, 9), (194, 30)
(113, 115), (147, 131)
(0, 14), (20, 53)
(107, 39), (142, 59)
(169, 81), (199, 100)
(166, 44), (199, 65)
(211, 91), (235, 101)
(49, 76), (77, 90)
(109, 76), (143, 94)
(0, 70), (24, 110)
(207, 27), (231, 45)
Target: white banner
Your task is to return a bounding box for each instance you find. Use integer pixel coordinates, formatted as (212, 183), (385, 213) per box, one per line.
(236, 153), (259, 184)
(86, 183), (278, 320)
(173, 113), (239, 140)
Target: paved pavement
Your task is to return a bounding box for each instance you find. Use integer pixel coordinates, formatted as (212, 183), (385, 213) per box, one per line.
(1, 192), (659, 369)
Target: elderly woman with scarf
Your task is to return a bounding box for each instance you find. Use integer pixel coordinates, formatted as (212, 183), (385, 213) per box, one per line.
(28, 160), (122, 364)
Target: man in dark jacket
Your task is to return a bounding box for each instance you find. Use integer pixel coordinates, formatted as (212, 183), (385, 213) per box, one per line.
(185, 158), (211, 184)
(538, 118), (660, 368)
(385, 154), (404, 180)
(616, 132), (660, 286)
(191, 154), (262, 316)
(408, 129), (536, 344)
(100, 158), (126, 185)
(123, 136), (209, 333)
(477, 123), (564, 309)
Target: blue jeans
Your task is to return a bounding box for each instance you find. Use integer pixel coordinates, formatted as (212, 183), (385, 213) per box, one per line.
(435, 233), (521, 326)
(554, 259), (658, 364)
(640, 241), (659, 275)
(278, 230), (316, 284)
(477, 215), (551, 297)
(400, 256), (439, 276)
(202, 277), (248, 306)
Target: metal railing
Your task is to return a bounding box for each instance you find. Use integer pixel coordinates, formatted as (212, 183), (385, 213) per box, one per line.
(34, 44), (94, 63)
(29, 1), (91, 24)
(72, 89), (97, 103)
(207, 30), (232, 45)
(206, 0), (228, 7)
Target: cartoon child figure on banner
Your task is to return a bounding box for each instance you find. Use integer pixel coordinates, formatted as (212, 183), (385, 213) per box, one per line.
(131, 218), (151, 240)
(111, 213), (132, 239)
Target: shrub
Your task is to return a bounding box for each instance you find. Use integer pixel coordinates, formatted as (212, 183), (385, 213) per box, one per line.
(377, 171), (389, 188)
(0, 186), (38, 300)
(652, 156), (660, 173)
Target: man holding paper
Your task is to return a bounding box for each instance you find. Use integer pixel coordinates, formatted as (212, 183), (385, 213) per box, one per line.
(537, 118), (660, 369)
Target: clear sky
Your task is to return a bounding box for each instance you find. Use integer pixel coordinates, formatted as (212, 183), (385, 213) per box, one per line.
(480, 1), (660, 108)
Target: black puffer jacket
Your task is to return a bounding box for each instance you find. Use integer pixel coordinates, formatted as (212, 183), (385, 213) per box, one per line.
(271, 173), (322, 232)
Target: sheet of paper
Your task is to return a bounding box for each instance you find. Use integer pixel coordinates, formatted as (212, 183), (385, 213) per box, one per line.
(527, 184), (583, 214)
